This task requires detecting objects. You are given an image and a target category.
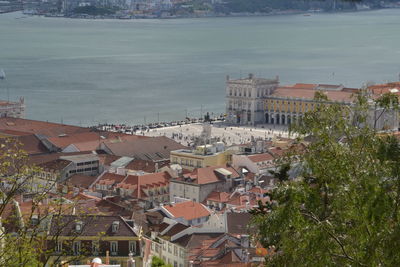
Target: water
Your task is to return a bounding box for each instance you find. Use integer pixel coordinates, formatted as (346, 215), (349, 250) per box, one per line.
(1, 10), (400, 125)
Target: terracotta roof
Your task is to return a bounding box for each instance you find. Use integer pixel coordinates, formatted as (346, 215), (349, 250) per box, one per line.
(38, 159), (72, 171)
(174, 233), (223, 248)
(46, 131), (147, 152)
(102, 136), (186, 161)
(98, 154), (122, 166)
(97, 172), (126, 185)
(67, 174), (98, 189)
(125, 159), (169, 173)
(162, 223), (189, 236)
(291, 83), (317, 89)
(0, 117), (90, 137)
(272, 87), (354, 102)
(49, 215), (137, 237)
(46, 132), (101, 149)
(72, 196), (132, 217)
(247, 153), (274, 163)
(116, 172), (171, 198)
(28, 151), (94, 165)
(206, 191), (230, 203)
(163, 201), (210, 221)
(248, 186), (268, 195)
(368, 82), (400, 97)
(269, 147), (286, 157)
(13, 134), (50, 155)
(183, 165), (240, 185)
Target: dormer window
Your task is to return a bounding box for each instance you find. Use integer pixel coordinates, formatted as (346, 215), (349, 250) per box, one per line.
(31, 214), (39, 226)
(112, 221), (120, 233)
(75, 221), (83, 232)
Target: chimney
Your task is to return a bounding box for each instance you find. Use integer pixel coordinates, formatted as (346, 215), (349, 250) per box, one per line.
(106, 251), (110, 264)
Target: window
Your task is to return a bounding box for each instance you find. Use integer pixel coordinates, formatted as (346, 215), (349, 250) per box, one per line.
(163, 241), (166, 251)
(112, 221), (120, 233)
(174, 261), (178, 267)
(168, 243), (172, 253)
(197, 218), (201, 223)
(110, 241), (118, 255)
(129, 241), (136, 254)
(73, 241), (81, 255)
(188, 220), (193, 225)
(55, 241), (62, 253)
(174, 245), (178, 256)
(92, 241), (99, 255)
(75, 221), (83, 232)
(179, 248), (184, 258)
(30, 214), (39, 225)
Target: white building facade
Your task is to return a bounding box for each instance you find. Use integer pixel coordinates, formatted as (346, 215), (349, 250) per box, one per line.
(225, 74), (279, 125)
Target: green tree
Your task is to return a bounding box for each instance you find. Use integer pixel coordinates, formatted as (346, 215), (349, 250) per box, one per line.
(0, 138), (89, 266)
(151, 256), (173, 267)
(251, 94), (400, 266)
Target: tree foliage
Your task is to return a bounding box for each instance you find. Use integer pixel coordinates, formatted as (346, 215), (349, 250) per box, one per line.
(251, 94), (400, 266)
(0, 138), (87, 266)
(151, 256), (173, 267)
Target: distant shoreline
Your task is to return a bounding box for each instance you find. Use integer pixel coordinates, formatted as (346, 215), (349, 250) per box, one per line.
(12, 7), (398, 20)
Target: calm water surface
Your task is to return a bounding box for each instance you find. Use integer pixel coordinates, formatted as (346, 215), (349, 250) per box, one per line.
(1, 10), (400, 125)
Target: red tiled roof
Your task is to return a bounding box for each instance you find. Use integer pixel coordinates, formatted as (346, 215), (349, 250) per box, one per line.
(163, 201), (210, 221)
(47, 132), (101, 149)
(125, 159), (169, 173)
(206, 191), (230, 203)
(184, 165), (240, 185)
(248, 186), (268, 195)
(38, 159), (72, 171)
(291, 83), (317, 89)
(97, 173), (126, 185)
(272, 87), (354, 102)
(67, 174), (98, 189)
(368, 82), (400, 97)
(0, 117), (90, 137)
(13, 134), (49, 155)
(102, 136), (186, 161)
(116, 172), (171, 198)
(247, 153), (274, 163)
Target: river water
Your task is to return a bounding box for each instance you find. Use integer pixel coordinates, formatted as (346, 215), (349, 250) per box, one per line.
(1, 10), (400, 125)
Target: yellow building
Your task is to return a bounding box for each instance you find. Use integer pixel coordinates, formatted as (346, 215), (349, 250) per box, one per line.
(170, 143), (233, 170)
(264, 83), (356, 125)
